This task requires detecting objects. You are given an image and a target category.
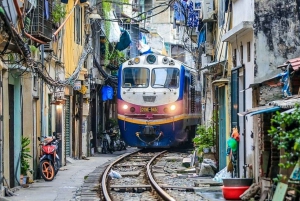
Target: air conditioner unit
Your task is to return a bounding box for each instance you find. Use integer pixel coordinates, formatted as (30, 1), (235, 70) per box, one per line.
(202, 0), (214, 22)
(201, 54), (211, 68)
(204, 42), (214, 55)
(44, 42), (53, 52)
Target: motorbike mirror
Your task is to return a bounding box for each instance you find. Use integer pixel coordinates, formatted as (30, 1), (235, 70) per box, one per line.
(38, 137), (41, 141)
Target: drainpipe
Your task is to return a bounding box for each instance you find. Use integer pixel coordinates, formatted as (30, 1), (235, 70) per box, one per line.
(40, 45), (45, 138)
(243, 67), (246, 178)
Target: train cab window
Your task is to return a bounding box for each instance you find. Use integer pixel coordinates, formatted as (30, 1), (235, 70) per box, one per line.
(122, 67), (149, 88)
(151, 68), (179, 88)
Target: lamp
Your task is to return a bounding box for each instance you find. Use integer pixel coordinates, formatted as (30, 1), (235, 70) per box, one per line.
(89, 10), (101, 19)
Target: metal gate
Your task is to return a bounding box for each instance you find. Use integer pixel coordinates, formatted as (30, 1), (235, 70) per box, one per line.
(64, 96), (71, 156)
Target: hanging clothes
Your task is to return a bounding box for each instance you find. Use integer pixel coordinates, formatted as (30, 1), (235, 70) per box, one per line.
(115, 29), (131, 51)
(187, 0), (199, 28)
(44, 0), (49, 20)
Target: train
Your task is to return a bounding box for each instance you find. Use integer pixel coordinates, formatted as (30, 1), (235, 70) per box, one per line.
(117, 53), (201, 148)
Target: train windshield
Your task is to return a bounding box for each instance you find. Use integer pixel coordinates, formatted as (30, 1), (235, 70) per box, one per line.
(151, 68), (179, 88)
(122, 67), (149, 88)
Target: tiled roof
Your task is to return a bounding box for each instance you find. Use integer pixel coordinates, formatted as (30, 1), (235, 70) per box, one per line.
(268, 97), (300, 108)
(287, 57), (300, 71)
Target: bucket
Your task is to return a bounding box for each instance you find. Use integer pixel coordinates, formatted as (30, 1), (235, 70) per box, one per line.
(97, 147), (102, 153)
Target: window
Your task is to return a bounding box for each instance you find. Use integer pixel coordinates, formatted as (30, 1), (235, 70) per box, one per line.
(74, 5), (81, 45)
(247, 42), (251, 62)
(233, 49), (237, 67)
(151, 68), (179, 88)
(122, 68), (149, 88)
(218, 0), (225, 27)
(240, 45), (243, 65)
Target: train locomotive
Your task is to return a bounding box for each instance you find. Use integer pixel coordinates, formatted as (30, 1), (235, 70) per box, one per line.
(117, 54), (201, 148)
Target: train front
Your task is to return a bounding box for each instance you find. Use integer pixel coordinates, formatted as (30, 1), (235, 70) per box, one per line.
(117, 54), (186, 148)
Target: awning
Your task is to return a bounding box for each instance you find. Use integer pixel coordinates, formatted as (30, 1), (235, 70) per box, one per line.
(240, 82), (262, 92)
(212, 78), (229, 86)
(200, 60), (227, 71)
(238, 105), (281, 116)
(268, 97), (300, 108)
(222, 21), (253, 42)
(281, 108), (296, 114)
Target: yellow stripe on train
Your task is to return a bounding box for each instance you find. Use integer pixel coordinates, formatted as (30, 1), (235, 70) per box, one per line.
(117, 114), (201, 125)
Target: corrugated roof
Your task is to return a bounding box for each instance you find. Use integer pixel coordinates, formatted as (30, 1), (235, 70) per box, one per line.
(288, 57), (300, 71)
(268, 97), (300, 108)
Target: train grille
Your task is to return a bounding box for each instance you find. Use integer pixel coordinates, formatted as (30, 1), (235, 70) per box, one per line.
(143, 96), (156, 102)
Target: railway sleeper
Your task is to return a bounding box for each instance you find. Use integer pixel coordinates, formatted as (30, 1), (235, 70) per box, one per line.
(111, 184), (152, 193)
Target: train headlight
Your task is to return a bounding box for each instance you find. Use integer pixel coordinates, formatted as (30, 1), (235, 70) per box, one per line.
(130, 107), (135, 113)
(146, 54), (156, 64)
(170, 105), (176, 111)
(123, 104), (129, 110)
(162, 57), (169, 64)
(133, 57), (140, 64)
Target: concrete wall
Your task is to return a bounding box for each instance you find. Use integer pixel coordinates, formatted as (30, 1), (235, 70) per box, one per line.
(254, 0), (300, 82)
(152, 0), (170, 24)
(232, 0), (254, 27)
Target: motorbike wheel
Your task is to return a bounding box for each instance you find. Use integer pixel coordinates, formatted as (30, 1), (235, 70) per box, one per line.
(55, 160), (60, 175)
(102, 141), (108, 154)
(40, 160), (55, 181)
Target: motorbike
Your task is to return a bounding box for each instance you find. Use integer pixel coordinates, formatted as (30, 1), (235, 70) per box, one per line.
(101, 130), (113, 154)
(38, 135), (60, 181)
(101, 127), (126, 154)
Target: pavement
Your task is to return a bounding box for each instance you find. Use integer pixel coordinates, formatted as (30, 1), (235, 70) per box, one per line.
(2, 147), (139, 201)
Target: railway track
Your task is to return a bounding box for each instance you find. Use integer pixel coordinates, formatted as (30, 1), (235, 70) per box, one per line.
(100, 149), (214, 201)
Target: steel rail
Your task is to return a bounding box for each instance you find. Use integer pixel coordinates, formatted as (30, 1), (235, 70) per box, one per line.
(147, 151), (176, 201)
(101, 149), (140, 201)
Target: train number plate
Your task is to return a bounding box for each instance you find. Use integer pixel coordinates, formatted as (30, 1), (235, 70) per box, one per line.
(141, 107), (158, 113)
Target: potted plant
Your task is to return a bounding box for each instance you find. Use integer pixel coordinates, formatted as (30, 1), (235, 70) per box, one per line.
(193, 124), (214, 154)
(268, 104), (300, 182)
(21, 137), (32, 184)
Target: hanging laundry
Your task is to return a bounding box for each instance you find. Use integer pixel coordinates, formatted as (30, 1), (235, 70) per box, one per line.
(187, 0), (199, 28)
(101, 86), (113, 101)
(115, 29), (131, 51)
(44, 0), (49, 20)
(198, 28), (206, 47)
(173, 1), (186, 23)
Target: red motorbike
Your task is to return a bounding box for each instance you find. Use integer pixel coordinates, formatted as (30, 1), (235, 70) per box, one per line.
(38, 136), (60, 181)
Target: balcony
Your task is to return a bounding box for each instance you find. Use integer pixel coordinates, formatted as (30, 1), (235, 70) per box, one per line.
(28, 0), (53, 42)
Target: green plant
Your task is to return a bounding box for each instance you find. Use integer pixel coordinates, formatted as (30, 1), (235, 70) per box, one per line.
(108, 50), (126, 64)
(21, 137), (32, 175)
(52, 1), (67, 23)
(193, 124), (214, 153)
(102, 1), (111, 61)
(268, 105), (300, 170)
